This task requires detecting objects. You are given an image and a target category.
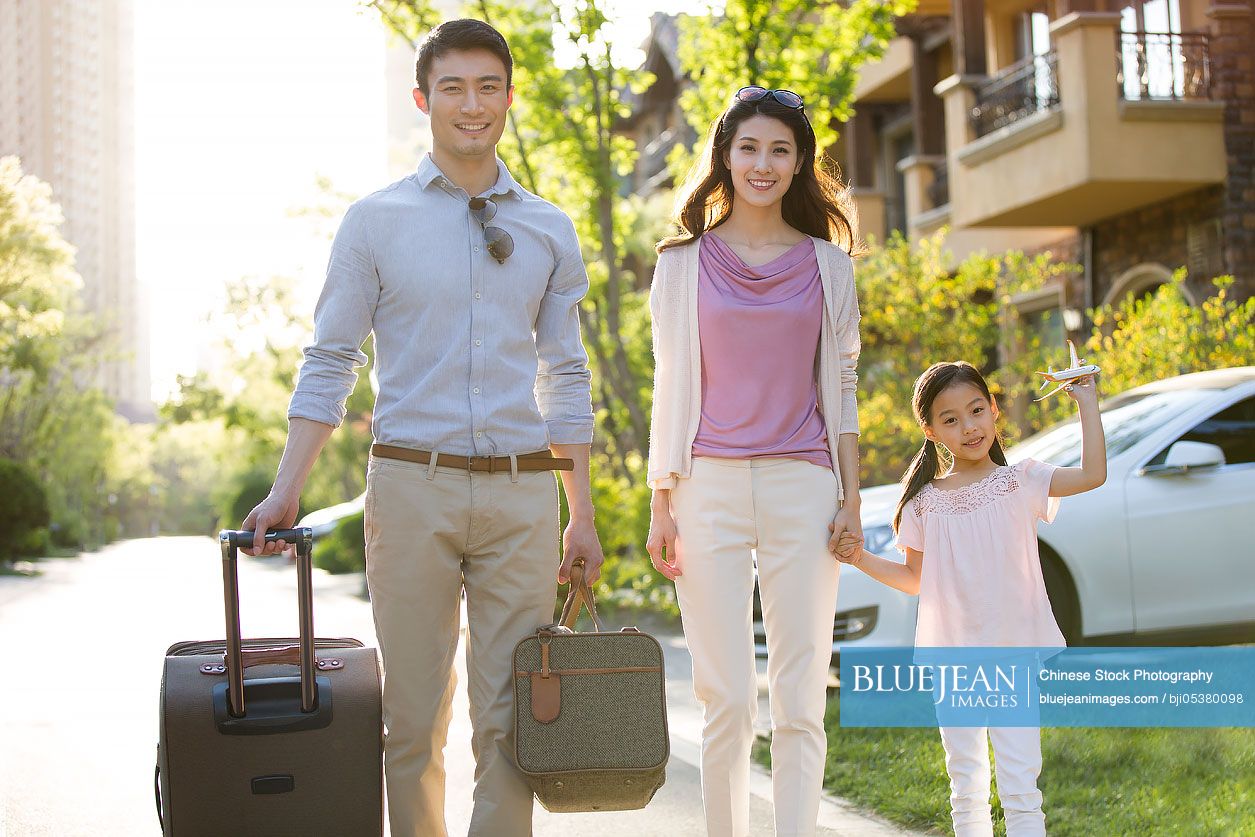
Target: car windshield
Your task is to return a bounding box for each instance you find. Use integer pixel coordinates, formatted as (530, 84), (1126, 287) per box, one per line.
(1008, 388), (1214, 467)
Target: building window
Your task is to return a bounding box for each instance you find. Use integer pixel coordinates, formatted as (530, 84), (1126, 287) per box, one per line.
(1117, 0), (1208, 101)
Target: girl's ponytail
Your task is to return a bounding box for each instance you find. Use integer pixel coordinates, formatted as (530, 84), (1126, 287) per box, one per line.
(893, 438), (940, 534)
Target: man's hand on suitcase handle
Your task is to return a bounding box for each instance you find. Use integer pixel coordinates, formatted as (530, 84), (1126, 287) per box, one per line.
(240, 491), (301, 556)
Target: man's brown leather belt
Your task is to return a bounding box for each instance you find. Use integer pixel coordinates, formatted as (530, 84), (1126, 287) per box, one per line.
(370, 444), (573, 473)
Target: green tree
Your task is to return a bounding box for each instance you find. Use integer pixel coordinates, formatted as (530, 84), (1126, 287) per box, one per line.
(0, 458), (51, 561)
(159, 273), (376, 530)
(0, 157), (138, 548)
(0, 156), (81, 375)
(854, 230), (1073, 486)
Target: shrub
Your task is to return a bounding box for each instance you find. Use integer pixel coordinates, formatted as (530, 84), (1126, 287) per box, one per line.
(0, 458), (51, 560)
(314, 512), (366, 575)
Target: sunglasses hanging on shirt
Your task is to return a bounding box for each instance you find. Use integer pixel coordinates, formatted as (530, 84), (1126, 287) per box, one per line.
(468, 197), (515, 265)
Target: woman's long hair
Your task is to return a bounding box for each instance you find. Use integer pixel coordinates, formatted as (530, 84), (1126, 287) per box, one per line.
(892, 362), (1009, 533)
(657, 92), (862, 254)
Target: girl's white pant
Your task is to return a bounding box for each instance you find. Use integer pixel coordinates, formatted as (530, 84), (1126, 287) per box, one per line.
(670, 457), (841, 837)
(938, 725), (1046, 837)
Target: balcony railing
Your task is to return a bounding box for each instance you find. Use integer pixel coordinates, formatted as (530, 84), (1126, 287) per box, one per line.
(970, 52), (1061, 139)
(1117, 31), (1211, 101)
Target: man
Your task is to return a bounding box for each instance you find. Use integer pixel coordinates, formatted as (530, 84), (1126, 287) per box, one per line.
(242, 18), (604, 837)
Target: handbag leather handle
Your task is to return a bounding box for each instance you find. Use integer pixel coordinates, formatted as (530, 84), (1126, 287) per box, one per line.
(558, 558), (601, 631)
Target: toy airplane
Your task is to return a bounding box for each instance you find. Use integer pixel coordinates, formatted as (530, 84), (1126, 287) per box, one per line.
(1034, 339), (1100, 401)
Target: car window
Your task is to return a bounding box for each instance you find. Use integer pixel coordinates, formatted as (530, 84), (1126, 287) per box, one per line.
(1009, 389), (1212, 467)
(1144, 395), (1255, 467)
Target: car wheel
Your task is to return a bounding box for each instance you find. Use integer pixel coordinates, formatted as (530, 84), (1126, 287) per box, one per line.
(1040, 544), (1081, 644)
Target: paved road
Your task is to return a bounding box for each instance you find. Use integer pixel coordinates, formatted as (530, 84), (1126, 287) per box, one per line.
(0, 537), (920, 836)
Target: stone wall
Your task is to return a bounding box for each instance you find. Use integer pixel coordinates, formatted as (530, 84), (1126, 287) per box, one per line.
(1208, 1), (1255, 299)
(1090, 186), (1228, 304)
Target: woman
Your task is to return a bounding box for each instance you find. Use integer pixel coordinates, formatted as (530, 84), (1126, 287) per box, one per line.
(645, 86), (864, 837)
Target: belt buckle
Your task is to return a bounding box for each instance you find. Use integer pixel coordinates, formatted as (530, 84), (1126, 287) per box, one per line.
(469, 455), (496, 474)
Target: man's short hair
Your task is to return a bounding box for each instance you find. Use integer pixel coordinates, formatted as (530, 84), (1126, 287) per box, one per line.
(415, 19), (513, 97)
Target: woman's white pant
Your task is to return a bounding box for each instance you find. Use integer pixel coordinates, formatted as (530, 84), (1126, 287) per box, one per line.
(670, 457), (841, 837)
(938, 726), (1046, 836)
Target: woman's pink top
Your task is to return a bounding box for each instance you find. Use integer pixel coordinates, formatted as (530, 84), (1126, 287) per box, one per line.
(692, 233), (832, 470)
(895, 460), (1067, 647)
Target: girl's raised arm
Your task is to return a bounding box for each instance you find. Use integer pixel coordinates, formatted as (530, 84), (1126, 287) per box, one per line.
(1049, 374), (1107, 497)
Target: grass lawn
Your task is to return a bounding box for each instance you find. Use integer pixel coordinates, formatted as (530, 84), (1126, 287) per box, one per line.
(755, 694), (1255, 835)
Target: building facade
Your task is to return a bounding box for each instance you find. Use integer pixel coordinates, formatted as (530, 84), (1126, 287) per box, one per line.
(839, 0), (1253, 338)
(1, 0), (150, 420)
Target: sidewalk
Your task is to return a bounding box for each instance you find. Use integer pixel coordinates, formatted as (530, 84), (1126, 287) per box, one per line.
(0, 537), (924, 836)
(314, 557), (921, 835)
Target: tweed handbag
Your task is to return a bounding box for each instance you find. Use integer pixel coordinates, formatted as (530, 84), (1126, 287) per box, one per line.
(512, 559), (669, 812)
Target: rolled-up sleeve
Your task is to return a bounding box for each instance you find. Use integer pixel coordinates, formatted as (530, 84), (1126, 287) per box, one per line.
(837, 256), (862, 435)
(287, 203), (377, 428)
(534, 227), (593, 445)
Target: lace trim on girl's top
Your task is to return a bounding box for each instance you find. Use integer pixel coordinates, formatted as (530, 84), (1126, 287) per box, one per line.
(915, 464), (1020, 516)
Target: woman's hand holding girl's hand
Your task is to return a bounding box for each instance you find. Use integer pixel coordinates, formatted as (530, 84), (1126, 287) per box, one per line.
(827, 504), (864, 560)
(646, 492), (682, 580)
(833, 531), (863, 565)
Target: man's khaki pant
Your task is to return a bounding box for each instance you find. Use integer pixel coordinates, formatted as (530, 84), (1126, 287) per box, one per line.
(670, 456), (841, 837)
(364, 455), (560, 837)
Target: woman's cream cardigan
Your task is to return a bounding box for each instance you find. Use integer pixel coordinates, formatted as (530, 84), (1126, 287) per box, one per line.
(646, 234), (861, 502)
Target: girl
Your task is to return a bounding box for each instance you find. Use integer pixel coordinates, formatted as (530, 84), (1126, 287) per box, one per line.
(835, 361), (1107, 837)
(645, 85), (863, 837)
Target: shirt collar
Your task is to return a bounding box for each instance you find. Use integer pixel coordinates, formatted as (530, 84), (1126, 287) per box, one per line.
(415, 153), (523, 199)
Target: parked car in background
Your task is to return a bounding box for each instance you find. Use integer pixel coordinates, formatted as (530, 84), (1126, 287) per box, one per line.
(297, 493), (364, 539)
(755, 367), (1255, 657)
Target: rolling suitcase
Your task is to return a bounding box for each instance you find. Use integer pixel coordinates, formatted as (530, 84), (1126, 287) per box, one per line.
(155, 528), (382, 836)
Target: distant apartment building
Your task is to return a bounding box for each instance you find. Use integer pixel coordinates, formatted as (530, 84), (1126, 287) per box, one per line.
(0, 0), (150, 420)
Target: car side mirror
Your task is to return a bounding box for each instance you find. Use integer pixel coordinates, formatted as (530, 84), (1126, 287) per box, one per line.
(1139, 441), (1226, 477)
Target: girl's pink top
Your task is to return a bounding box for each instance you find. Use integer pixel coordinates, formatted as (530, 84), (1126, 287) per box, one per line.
(895, 459), (1067, 647)
(692, 233), (831, 470)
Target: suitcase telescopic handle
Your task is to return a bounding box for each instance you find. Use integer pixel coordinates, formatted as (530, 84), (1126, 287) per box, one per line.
(218, 529), (317, 717)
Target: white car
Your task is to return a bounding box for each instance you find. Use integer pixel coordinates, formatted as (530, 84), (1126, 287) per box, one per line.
(297, 493), (365, 539)
(820, 367), (1255, 653)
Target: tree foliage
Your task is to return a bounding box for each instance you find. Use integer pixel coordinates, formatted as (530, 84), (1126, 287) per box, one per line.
(857, 232), (1253, 488)
(854, 230), (1074, 485)
(995, 272), (1255, 440)
(158, 271), (376, 530)
(0, 157), (148, 548)
(0, 458), (51, 560)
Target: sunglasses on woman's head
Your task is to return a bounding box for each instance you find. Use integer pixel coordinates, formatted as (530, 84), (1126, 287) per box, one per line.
(468, 197), (514, 265)
(734, 86), (805, 110)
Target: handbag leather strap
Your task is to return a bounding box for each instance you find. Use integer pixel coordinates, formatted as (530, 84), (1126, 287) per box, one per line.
(558, 559), (601, 631)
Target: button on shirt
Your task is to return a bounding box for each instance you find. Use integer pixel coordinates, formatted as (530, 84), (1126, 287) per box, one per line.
(287, 155), (594, 456)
